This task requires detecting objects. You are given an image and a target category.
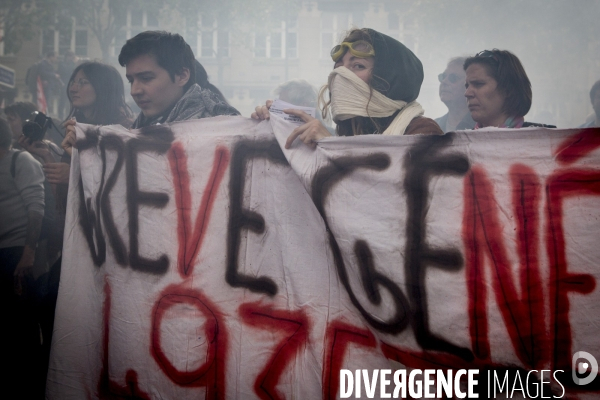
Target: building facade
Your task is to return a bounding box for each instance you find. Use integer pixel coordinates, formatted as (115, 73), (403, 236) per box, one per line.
(1, 0), (599, 126)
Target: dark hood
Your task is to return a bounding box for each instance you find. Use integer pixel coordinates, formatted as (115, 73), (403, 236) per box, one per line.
(368, 29), (423, 103)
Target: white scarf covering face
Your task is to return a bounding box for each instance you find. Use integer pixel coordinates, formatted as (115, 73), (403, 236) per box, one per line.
(328, 66), (424, 135)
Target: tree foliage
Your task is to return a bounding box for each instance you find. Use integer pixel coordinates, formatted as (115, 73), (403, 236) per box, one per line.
(54, 0), (162, 60)
(0, 0), (46, 54)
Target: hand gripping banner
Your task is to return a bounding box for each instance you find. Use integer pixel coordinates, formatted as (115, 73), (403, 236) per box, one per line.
(47, 115), (600, 399)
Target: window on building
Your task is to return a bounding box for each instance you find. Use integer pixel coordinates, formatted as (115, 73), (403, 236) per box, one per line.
(386, 12), (403, 41)
(42, 29), (57, 56)
(146, 11), (159, 27)
(388, 13), (400, 31)
(113, 8), (160, 55)
(286, 32), (297, 58)
(75, 30), (88, 56)
(253, 19), (298, 59)
(285, 17), (297, 59)
(271, 33), (282, 58)
(217, 30), (229, 57)
(201, 31), (215, 57)
(254, 33), (267, 58)
(198, 14), (229, 58)
(42, 22), (89, 57)
(131, 9), (143, 27)
(58, 30), (71, 56)
(184, 14), (198, 54)
(321, 12), (352, 59)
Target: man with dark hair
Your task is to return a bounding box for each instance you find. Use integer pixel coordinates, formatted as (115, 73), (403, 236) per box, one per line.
(580, 80), (600, 128)
(118, 31), (238, 128)
(0, 117), (46, 397)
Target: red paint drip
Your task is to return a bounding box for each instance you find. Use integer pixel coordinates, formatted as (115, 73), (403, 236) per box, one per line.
(554, 128), (600, 166)
(150, 283), (228, 399)
(322, 321), (376, 400)
(238, 302), (310, 400)
(168, 143), (230, 277)
(463, 165), (548, 368)
(510, 164), (548, 368)
(545, 169), (599, 370)
(98, 277), (150, 399)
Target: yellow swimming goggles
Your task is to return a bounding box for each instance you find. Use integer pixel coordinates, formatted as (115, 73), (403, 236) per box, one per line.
(330, 40), (375, 62)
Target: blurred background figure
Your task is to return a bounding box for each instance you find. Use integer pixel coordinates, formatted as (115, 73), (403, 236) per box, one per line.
(579, 80), (600, 128)
(5, 101), (64, 148)
(434, 57), (475, 132)
(25, 51), (63, 116)
(273, 79), (333, 133)
(0, 117), (47, 399)
(14, 62), (134, 397)
(464, 49), (554, 129)
(37, 51), (63, 115)
(6, 103), (64, 379)
(274, 79), (318, 108)
(57, 51), (79, 119)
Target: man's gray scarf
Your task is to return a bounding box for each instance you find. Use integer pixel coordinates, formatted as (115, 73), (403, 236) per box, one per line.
(132, 83), (239, 129)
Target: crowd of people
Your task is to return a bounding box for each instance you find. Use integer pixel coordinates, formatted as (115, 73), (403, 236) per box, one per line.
(1, 27), (599, 397)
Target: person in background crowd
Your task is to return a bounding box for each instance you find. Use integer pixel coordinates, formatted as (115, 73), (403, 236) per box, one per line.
(464, 49), (555, 129)
(273, 79), (334, 134)
(435, 57), (475, 132)
(27, 57), (133, 269)
(17, 61), (134, 394)
(579, 79), (600, 128)
(37, 51), (63, 110)
(0, 118), (46, 399)
(64, 61), (133, 129)
(118, 31), (239, 129)
(62, 60), (135, 161)
(5, 101), (64, 148)
(57, 51), (80, 119)
(6, 101), (37, 144)
(274, 79), (319, 108)
(24, 60), (134, 223)
(252, 28), (442, 148)
(6, 102), (63, 275)
(57, 61), (135, 189)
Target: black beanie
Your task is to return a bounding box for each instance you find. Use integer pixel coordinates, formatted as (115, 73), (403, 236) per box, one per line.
(367, 29), (423, 103)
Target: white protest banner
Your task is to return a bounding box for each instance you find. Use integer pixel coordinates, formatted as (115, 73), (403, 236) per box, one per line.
(47, 116), (600, 399)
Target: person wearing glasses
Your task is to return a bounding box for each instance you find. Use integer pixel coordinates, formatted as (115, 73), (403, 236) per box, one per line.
(22, 61), (134, 187)
(435, 57), (475, 132)
(252, 28), (442, 148)
(464, 49), (554, 129)
(64, 61), (134, 128)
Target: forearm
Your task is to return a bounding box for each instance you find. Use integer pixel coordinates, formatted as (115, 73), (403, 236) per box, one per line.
(23, 211), (43, 252)
(39, 152), (55, 164)
(14, 211), (43, 294)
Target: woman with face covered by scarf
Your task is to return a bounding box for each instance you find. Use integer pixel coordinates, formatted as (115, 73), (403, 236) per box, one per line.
(252, 28), (442, 148)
